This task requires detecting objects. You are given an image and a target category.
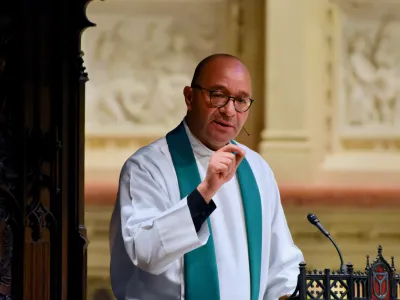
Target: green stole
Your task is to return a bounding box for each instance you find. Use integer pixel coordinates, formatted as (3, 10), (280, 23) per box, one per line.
(166, 121), (263, 300)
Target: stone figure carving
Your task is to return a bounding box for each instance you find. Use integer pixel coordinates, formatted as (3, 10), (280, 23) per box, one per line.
(346, 34), (377, 125)
(343, 16), (400, 128)
(83, 10), (220, 131)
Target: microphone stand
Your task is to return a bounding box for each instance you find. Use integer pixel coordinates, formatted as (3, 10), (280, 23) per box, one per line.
(327, 234), (346, 273)
(307, 213), (346, 274)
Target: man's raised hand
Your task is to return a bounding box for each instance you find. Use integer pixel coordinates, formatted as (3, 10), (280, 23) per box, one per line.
(197, 144), (245, 203)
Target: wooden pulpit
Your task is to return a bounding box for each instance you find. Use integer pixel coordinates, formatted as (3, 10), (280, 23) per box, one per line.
(288, 245), (399, 300)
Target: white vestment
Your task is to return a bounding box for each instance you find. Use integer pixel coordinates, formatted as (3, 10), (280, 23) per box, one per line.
(109, 122), (304, 300)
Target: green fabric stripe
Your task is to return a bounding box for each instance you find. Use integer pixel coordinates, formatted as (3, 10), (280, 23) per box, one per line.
(166, 122), (262, 300)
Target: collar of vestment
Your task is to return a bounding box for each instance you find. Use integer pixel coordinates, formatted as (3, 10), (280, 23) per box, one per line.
(166, 120), (263, 300)
(182, 119), (215, 158)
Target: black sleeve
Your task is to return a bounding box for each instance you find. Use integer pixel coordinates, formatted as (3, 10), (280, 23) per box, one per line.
(187, 188), (217, 232)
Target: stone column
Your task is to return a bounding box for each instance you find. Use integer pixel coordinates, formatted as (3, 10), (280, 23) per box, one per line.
(259, 0), (331, 183)
(259, 0), (400, 185)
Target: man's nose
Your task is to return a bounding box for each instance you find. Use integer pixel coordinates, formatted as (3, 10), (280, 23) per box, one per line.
(219, 99), (236, 117)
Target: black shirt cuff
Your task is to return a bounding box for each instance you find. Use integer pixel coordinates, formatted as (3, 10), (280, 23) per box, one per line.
(187, 188), (216, 232)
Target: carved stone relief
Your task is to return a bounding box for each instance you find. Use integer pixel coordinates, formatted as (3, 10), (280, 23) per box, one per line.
(339, 4), (400, 132)
(83, 1), (230, 136)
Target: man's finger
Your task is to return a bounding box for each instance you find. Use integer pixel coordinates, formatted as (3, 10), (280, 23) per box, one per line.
(220, 156), (235, 174)
(218, 157), (233, 168)
(215, 163), (229, 175)
(235, 152), (245, 168)
(219, 152), (235, 161)
(218, 144), (245, 157)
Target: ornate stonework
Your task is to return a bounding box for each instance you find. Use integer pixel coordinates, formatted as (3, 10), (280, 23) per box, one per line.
(343, 17), (400, 128)
(84, 0), (231, 137)
(309, 0), (400, 184)
(82, 0), (243, 192)
(323, 5), (335, 156)
(333, 0), (400, 149)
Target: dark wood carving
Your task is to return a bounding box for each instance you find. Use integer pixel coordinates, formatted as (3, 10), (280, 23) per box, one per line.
(0, 3), (23, 299)
(0, 0), (94, 299)
(70, 1), (95, 298)
(288, 246), (400, 300)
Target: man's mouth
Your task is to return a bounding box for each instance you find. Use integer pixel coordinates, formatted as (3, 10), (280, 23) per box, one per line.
(214, 121), (233, 127)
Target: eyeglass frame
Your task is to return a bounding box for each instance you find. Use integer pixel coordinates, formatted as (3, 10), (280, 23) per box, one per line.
(191, 83), (254, 113)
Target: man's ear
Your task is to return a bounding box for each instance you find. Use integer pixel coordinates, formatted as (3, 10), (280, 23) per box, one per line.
(183, 86), (193, 111)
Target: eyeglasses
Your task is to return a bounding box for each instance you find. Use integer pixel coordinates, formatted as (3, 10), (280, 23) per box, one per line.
(191, 83), (254, 113)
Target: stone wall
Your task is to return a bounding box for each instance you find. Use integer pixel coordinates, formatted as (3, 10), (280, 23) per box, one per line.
(261, 0), (400, 184)
(84, 183), (400, 299)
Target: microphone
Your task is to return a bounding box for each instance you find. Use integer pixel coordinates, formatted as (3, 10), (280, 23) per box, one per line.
(242, 126), (250, 136)
(307, 213), (346, 273)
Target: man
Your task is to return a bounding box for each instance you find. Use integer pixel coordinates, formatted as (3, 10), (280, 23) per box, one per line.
(109, 53), (304, 300)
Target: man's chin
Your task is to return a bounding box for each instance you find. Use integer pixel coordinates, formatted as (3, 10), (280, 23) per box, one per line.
(208, 135), (235, 149)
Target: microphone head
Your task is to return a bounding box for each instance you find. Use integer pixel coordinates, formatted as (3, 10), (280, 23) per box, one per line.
(307, 213), (319, 225)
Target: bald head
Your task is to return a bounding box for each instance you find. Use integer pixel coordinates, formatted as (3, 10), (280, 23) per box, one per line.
(190, 53), (249, 87)
(183, 53), (252, 150)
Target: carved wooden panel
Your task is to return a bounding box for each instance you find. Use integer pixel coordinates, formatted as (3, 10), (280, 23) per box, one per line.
(0, 3), (24, 298)
(0, 0), (94, 299)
